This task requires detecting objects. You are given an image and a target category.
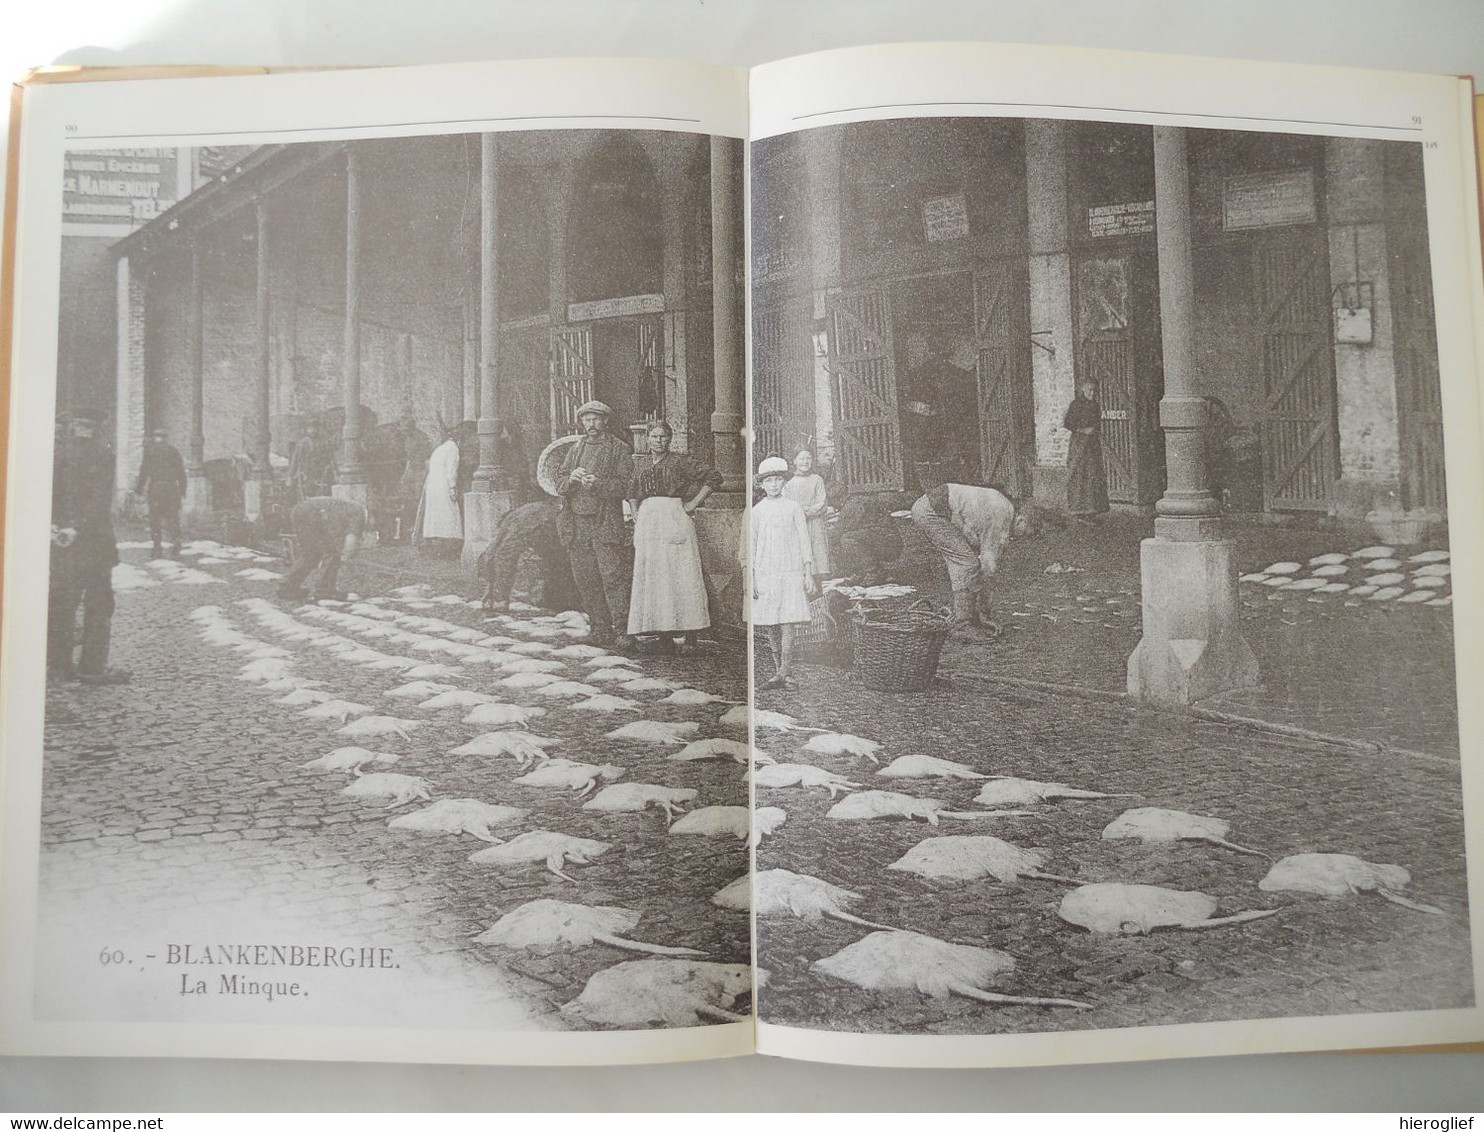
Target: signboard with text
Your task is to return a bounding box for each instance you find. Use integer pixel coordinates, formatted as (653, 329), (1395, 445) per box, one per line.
(1222, 169), (1317, 231)
(62, 149), (183, 231)
(1088, 200), (1155, 238)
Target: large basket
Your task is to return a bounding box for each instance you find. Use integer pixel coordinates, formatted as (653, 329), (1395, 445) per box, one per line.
(796, 591), (853, 667)
(851, 600), (952, 692)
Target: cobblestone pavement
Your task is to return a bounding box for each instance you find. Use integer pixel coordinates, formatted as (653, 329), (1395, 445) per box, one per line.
(750, 654), (1473, 1035)
(37, 536), (750, 1032)
(954, 514), (1459, 755)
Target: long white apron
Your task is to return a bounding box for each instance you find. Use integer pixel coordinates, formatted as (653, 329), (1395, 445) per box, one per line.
(628, 496), (710, 634)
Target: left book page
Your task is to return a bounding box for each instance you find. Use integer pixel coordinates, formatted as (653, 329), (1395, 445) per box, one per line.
(0, 58), (754, 1065)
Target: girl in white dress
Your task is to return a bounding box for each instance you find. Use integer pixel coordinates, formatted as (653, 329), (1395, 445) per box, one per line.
(783, 449), (831, 580)
(752, 456), (816, 690)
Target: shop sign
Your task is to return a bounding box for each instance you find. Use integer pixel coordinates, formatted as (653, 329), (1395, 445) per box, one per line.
(1222, 169), (1316, 231)
(567, 293), (665, 323)
(922, 193), (969, 243)
(1088, 200), (1155, 238)
(62, 149), (181, 228)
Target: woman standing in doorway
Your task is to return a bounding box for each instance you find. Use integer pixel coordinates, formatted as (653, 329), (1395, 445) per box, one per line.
(627, 420), (723, 654)
(1063, 380), (1109, 522)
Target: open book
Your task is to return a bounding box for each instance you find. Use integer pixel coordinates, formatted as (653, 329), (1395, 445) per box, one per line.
(2, 44), (1481, 1069)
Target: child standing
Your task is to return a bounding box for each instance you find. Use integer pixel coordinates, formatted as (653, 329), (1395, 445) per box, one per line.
(783, 448), (831, 582)
(752, 456), (816, 690)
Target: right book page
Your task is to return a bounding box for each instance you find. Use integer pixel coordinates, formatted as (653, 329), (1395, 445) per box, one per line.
(745, 42), (1484, 1068)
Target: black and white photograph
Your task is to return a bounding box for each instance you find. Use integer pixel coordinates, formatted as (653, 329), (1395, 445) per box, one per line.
(35, 127), (754, 1035)
(747, 117), (1473, 1036)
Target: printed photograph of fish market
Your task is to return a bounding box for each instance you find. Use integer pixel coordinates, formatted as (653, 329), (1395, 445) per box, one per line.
(39, 131), (753, 1031)
(747, 119), (1472, 1034)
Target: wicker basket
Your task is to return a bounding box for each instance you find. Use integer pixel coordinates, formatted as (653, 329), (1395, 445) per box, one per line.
(795, 591), (852, 666)
(851, 600), (952, 692)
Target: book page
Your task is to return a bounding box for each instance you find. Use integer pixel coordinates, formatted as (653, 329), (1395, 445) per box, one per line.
(746, 42), (1484, 1068)
(0, 57), (755, 1065)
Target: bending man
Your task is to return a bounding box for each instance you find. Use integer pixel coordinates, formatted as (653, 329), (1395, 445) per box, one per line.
(909, 482), (1020, 640)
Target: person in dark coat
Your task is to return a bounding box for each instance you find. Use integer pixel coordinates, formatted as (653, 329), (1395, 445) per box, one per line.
(477, 501), (580, 613)
(49, 413), (130, 685)
(1063, 380), (1110, 521)
(555, 400), (635, 649)
(134, 428), (187, 558)
(278, 496), (368, 602)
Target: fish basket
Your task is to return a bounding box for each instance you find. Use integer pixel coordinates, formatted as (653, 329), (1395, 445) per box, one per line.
(796, 591), (853, 666)
(850, 600), (952, 692)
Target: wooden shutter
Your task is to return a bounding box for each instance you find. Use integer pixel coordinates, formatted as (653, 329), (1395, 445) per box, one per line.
(974, 265), (1032, 498)
(549, 325), (594, 439)
(1254, 234), (1339, 512)
(828, 289), (903, 493)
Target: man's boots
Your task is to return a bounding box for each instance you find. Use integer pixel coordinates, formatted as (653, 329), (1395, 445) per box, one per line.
(951, 590), (995, 642)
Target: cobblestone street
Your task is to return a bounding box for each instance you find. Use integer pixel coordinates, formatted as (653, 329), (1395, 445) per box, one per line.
(37, 536), (750, 1032)
(752, 516), (1470, 1035)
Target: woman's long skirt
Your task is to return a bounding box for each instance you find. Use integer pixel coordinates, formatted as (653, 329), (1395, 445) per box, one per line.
(1066, 431), (1110, 516)
(627, 496), (711, 634)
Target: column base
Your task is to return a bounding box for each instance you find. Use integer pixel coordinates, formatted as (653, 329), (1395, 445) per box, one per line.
(461, 490), (515, 568)
(692, 504), (746, 632)
(183, 474), (212, 528)
(331, 482), (370, 507)
(243, 479), (264, 522)
(1127, 535), (1259, 707)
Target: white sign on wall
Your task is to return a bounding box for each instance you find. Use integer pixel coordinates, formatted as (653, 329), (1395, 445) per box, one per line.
(1222, 170), (1317, 230)
(922, 193), (969, 242)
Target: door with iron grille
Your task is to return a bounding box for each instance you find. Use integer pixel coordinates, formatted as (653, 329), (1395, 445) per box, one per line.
(973, 264), (1033, 498)
(1253, 233), (1339, 512)
(549, 325), (594, 439)
(1074, 254), (1148, 504)
(828, 289), (903, 493)
(752, 299), (815, 464)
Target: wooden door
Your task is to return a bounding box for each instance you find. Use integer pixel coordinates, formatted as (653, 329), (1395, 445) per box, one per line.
(828, 289), (903, 493)
(549, 325), (593, 439)
(974, 264), (1032, 498)
(752, 299), (815, 464)
(1075, 255), (1138, 503)
(1253, 233), (1339, 512)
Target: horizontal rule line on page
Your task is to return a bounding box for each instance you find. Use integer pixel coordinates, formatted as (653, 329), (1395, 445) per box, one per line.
(70, 113), (705, 141)
(789, 100), (1424, 132)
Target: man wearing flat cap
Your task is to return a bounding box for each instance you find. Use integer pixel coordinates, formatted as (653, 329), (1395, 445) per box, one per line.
(555, 400), (636, 649)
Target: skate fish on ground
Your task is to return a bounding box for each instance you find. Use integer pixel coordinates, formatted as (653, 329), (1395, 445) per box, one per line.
(1258, 853), (1444, 914)
(562, 960), (755, 1027)
(814, 931), (1091, 1010)
(1058, 883), (1280, 935)
(1101, 807), (1267, 858)
(468, 830), (611, 883)
(475, 899), (703, 956)
(386, 799), (527, 842)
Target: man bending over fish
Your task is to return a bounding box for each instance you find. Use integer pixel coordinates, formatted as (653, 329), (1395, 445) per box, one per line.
(909, 483), (1025, 640)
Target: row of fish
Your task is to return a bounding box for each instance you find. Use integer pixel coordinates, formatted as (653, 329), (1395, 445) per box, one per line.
(745, 703), (1445, 1016)
(185, 586), (757, 1028)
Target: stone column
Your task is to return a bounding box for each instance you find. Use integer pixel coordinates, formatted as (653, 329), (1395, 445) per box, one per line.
(708, 135), (746, 499)
(1024, 120), (1079, 505)
(693, 135), (747, 634)
(1326, 138), (1401, 520)
(333, 147), (368, 507)
(183, 238), (212, 522)
(1127, 127), (1258, 706)
(244, 198), (273, 521)
(462, 133), (513, 565)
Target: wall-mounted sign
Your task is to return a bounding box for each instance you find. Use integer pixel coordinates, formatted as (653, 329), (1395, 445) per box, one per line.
(62, 149), (183, 228)
(567, 293), (665, 323)
(922, 193), (969, 243)
(1088, 200), (1155, 238)
(1222, 169), (1316, 231)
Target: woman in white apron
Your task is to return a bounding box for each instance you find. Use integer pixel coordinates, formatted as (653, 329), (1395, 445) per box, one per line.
(627, 421), (723, 653)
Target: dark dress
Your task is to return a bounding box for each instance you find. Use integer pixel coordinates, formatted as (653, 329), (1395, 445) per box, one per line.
(1063, 395), (1110, 516)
